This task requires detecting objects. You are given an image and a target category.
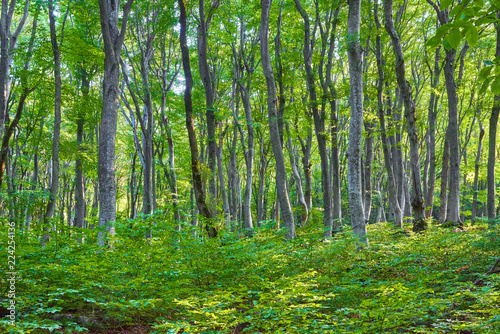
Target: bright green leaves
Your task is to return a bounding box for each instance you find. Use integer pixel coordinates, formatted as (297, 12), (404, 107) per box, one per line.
(440, 0), (453, 10)
(427, 20), (479, 50)
(477, 59), (500, 95)
(446, 28), (463, 49)
(428, 0), (486, 51)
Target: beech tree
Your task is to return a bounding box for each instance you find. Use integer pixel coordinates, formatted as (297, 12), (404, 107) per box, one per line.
(97, 0), (133, 245)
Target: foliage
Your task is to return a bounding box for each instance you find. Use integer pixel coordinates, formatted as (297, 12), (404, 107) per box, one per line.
(1, 220), (499, 333)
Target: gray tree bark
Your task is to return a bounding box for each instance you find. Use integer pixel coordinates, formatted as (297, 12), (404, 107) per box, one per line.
(260, 0), (295, 239)
(347, 0), (366, 244)
(97, 0), (133, 246)
(374, 3), (402, 228)
(294, 0), (333, 236)
(0, 0), (29, 144)
(384, 0), (426, 231)
(42, 1), (63, 246)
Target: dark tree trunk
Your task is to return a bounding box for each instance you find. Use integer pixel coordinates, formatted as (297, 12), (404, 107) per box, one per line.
(179, 0), (216, 238)
(42, 2), (62, 245)
(197, 0), (219, 206)
(472, 123), (485, 225)
(294, 0), (334, 236)
(488, 11), (500, 223)
(75, 68), (89, 242)
(384, 0), (426, 231)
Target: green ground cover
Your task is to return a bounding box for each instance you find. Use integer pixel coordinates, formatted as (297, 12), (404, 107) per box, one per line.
(1, 218), (499, 333)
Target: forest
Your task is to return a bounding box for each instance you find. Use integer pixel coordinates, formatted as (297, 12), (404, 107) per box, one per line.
(0, 0), (500, 332)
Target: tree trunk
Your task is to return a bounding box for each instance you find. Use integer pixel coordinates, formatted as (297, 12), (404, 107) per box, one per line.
(425, 46), (441, 218)
(75, 68), (89, 243)
(97, 0), (133, 246)
(488, 11), (500, 223)
(374, 3), (402, 228)
(261, 0), (295, 239)
(384, 0), (426, 231)
(0, 0), (29, 142)
(42, 2), (63, 245)
(294, 0), (333, 237)
(443, 47), (461, 225)
(179, 0), (216, 238)
(347, 0), (366, 244)
(197, 0), (219, 206)
(472, 123), (485, 225)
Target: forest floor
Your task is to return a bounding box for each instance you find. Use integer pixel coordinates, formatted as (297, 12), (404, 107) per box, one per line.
(1, 216), (499, 333)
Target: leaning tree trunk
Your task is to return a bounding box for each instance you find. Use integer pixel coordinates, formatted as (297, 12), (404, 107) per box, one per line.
(347, 0), (367, 245)
(260, 0), (295, 239)
(179, 0), (216, 238)
(384, 0), (426, 232)
(374, 3), (402, 228)
(0, 0), (29, 144)
(294, 0), (333, 237)
(197, 0), (219, 205)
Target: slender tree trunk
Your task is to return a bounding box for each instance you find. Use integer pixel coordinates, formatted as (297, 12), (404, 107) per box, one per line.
(472, 123), (485, 225)
(261, 0), (295, 239)
(179, 0), (216, 238)
(426, 46), (441, 218)
(384, 0), (426, 231)
(294, 0), (333, 236)
(374, 3), (402, 228)
(217, 126), (230, 227)
(440, 132), (450, 223)
(75, 68), (89, 243)
(42, 2), (63, 245)
(347, 0), (366, 244)
(286, 124), (308, 225)
(444, 47), (461, 225)
(197, 0), (219, 206)
(488, 11), (500, 223)
(0, 0), (29, 142)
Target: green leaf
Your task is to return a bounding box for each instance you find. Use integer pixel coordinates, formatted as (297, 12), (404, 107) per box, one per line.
(450, 4), (464, 18)
(441, 0), (452, 10)
(479, 76), (493, 94)
(446, 28), (462, 50)
(490, 77), (500, 95)
(465, 26), (479, 46)
(479, 65), (493, 82)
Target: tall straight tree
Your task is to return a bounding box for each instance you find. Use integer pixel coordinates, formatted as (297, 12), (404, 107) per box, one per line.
(179, 0), (216, 238)
(293, 0), (334, 237)
(347, 0), (366, 244)
(260, 0), (295, 239)
(374, 3), (402, 228)
(426, 0), (461, 225)
(97, 0), (133, 246)
(197, 0), (220, 204)
(384, 0), (426, 232)
(41, 0), (63, 246)
(488, 10), (500, 223)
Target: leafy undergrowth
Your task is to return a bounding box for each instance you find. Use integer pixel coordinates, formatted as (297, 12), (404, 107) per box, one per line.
(0, 218), (499, 333)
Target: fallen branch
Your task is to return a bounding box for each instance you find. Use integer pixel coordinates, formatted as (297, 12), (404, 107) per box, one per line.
(474, 257), (500, 285)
